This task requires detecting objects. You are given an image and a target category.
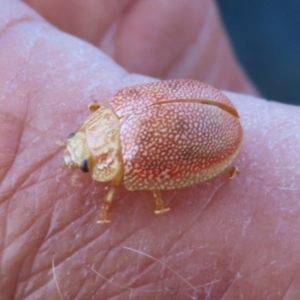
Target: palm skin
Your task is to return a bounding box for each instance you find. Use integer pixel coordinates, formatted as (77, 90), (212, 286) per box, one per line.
(1, 1), (300, 299)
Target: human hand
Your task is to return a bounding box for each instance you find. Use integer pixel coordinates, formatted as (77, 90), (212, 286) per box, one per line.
(1, 1), (299, 299)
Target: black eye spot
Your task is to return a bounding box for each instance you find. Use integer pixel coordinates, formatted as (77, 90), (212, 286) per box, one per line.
(80, 159), (89, 173)
(68, 132), (76, 139)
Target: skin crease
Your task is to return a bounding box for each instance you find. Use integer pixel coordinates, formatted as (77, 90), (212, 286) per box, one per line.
(0, 0), (300, 299)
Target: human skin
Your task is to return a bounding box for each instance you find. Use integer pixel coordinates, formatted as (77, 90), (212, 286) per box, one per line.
(1, 1), (300, 299)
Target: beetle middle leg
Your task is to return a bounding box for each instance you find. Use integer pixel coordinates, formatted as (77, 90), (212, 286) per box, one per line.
(97, 185), (117, 224)
(227, 166), (239, 179)
(153, 190), (170, 214)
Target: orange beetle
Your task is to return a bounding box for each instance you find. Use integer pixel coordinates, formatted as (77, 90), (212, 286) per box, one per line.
(63, 80), (243, 223)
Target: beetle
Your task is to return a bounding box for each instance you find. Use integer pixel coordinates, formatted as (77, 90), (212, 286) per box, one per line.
(63, 80), (243, 223)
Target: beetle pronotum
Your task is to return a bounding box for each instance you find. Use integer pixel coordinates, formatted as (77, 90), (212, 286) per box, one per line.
(63, 80), (243, 223)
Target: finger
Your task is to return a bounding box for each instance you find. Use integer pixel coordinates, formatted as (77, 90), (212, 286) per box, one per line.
(24, 0), (257, 95)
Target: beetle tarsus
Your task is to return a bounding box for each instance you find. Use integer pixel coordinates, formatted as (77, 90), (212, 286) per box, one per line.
(97, 217), (111, 224)
(97, 185), (116, 224)
(153, 190), (170, 215)
(227, 166), (239, 179)
(98, 204), (111, 224)
(155, 207), (170, 214)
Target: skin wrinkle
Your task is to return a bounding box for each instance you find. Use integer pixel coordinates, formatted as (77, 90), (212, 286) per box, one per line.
(93, 194), (161, 244)
(281, 270), (300, 300)
(166, 0), (211, 79)
(122, 284), (199, 299)
(42, 197), (90, 242)
(120, 244), (173, 285)
(99, 15), (120, 56)
(219, 251), (288, 299)
(17, 249), (50, 299)
(4, 210), (49, 259)
(17, 206), (102, 297)
(205, 22), (223, 86)
(40, 223), (97, 270)
(68, 276), (86, 300)
(1, 148), (61, 206)
(218, 249), (256, 300)
(105, 280), (171, 300)
(108, 252), (166, 292)
(235, 211), (256, 245)
(219, 258), (248, 299)
(91, 268), (177, 299)
(36, 216), (130, 290)
(196, 1), (214, 60)
(22, 277), (62, 300)
(0, 110), (27, 195)
(90, 1), (131, 46)
(23, 0), (134, 46)
(219, 275), (238, 300)
(114, 1), (207, 78)
(19, 171), (58, 194)
(0, 14), (35, 39)
(128, 261), (170, 292)
(108, 285), (168, 300)
(95, 246), (135, 291)
(160, 211), (209, 262)
(219, 37), (244, 92)
(94, 265), (219, 296)
(213, 43), (228, 88)
(93, 268), (133, 292)
(185, 3), (215, 78)
(198, 180), (228, 214)
(8, 252), (30, 300)
(0, 18), (55, 196)
(5, 215), (51, 299)
(0, 213), (9, 293)
(160, 1), (210, 79)
(23, 244), (88, 299)
(0, 204), (8, 275)
(21, 255), (64, 299)
(129, 247), (198, 292)
(117, 244), (197, 295)
(1, 103), (36, 298)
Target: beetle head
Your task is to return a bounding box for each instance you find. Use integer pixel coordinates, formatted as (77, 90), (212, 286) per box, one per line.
(63, 131), (93, 173)
(63, 106), (123, 184)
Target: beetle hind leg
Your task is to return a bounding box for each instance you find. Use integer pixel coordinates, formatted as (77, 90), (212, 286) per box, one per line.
(97, 185), (117, 224)
(153, 190), (170, 214)
(227, 166), (239, 179)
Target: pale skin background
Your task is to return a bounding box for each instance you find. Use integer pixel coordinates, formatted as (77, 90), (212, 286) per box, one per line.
(1, 0), (300, 299)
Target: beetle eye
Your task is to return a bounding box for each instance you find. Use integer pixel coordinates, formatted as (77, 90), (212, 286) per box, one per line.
(67, 132), (76, 139)
(80, 159), (89, 173)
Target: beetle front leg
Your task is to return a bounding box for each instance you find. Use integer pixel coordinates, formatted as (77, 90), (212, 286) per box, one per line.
(97, 185), (117, 224)
(153, 190), (170, 214)
(88, 102), (100, 112)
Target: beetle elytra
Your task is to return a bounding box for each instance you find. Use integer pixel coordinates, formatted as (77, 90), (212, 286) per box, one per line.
(63, 80), (243, 223)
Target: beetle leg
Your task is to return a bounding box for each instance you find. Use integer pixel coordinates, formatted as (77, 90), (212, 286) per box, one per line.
(97, 185), (117, 224)
(227, 166), (239, 179)
(88, 102), (100, 112)
(153, 190), (170, 214)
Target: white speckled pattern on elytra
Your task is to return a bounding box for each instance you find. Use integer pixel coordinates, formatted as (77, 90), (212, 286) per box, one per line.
(109, 80), (243, 190)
